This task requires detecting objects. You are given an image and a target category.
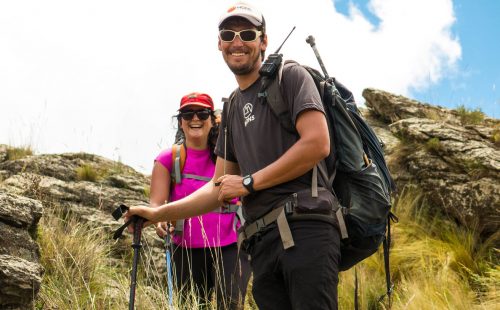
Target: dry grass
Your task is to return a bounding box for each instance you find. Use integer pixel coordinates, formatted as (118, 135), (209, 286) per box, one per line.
(35, 187), (498, 309)
(75, 164), (99, 182)
(6, 145), (33, 160)
(456, 105), (485, 125)
(337, 186), (499, 309)
(425, 137), (443, 154)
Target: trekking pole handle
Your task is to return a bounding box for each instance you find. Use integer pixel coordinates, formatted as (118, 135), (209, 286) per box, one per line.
(164, 223), (172, 247)
(132, 217), (144, 248)
(305, 35), (330, 79)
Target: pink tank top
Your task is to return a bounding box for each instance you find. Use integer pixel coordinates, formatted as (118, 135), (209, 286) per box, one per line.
(155, 147), (239, 248)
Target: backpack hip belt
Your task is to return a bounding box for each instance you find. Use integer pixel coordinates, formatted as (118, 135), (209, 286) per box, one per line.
(237, 192), (342, 252)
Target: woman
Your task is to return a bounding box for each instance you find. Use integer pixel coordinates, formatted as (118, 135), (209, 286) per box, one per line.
(149, 92), (250, 309)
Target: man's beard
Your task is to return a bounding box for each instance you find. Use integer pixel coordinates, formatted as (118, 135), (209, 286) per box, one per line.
(226, 50), (260, 76)
(229, 63), (255, 75)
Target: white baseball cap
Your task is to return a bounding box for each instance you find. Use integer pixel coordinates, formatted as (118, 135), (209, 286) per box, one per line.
(218, 2), (264, 29)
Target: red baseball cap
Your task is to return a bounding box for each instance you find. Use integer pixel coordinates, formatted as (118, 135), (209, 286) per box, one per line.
(179, 92), (214, 111)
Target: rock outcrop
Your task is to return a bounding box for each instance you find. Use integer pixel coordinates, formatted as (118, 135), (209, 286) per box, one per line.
(0, 192), (43, 309)
(364, 88), (500, 236)
(0, 150), (159, 309)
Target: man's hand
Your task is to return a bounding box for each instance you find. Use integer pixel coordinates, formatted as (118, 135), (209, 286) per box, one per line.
(216, 174), (248, 203)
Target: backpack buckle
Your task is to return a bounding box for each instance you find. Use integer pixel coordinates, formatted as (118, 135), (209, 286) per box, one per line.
(284, 192), (298, 215)
(254, 218), (266, 232)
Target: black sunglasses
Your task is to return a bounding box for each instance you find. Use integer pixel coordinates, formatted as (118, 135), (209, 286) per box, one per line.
(219, 29), (262, 43)
(178, 109), (212, 121)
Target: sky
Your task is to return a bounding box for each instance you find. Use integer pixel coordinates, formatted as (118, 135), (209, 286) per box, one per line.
(1, 0), (498, 174)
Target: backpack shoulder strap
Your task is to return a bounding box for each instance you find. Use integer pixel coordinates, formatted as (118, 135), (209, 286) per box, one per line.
(259, 60), (299, 134)
(171, 143), (186, 184)
(222, 90), (237, 126)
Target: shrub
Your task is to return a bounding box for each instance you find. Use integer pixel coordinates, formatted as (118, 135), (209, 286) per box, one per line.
(456, 105), (484, 125)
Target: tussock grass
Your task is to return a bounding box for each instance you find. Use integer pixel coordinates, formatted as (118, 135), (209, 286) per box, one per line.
(425, 137), (443, 154)
(36, 208), (121, 309)
(456, 105), (485, 125)
(35, 187), (498, 309)
(338, 186), (498, 309)
(491, 128), (500, 146)
(35, 207), (248, 309)
(75, 164), (99, 182)
(6, 145), (33, 160)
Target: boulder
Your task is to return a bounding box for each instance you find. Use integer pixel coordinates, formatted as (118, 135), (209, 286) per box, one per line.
(0, 192), (44, 309)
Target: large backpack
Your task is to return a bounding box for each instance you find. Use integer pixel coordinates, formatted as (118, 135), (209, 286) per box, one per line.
(255, 60), (397, 295)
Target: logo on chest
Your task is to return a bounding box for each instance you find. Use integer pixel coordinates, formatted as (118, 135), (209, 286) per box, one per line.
(243, 103), (255, 127)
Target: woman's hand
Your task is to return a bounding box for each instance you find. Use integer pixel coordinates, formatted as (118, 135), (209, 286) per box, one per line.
(124, 205), (158, 233)
(155, 222), (175, 238)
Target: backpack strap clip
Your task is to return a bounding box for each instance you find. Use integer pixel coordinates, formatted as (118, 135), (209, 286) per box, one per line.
(237, 193), (299, 252)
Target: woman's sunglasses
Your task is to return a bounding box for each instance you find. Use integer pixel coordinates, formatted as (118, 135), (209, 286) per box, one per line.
(219, 29), (262, 43)
(178, 109), (212, 121)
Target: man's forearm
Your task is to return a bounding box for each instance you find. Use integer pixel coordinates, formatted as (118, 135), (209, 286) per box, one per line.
(253, 136), (328, 191)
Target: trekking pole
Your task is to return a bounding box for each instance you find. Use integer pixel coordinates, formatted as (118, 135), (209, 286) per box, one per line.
(129, 216), (144, 310)
(164, 224), (174, 308)
(305, 35), (330, 79)
(111, 204), (145, 310)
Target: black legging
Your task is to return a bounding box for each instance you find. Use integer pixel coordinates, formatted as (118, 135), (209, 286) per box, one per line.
(172, 243), (251, 309)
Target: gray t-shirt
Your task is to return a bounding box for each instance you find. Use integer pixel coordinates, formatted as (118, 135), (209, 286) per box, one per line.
(215, 64), (325, 221)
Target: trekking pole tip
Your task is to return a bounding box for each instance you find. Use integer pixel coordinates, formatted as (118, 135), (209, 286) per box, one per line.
(306, 35), (315, 46)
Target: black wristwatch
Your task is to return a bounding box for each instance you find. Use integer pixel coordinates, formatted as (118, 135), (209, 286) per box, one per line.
(242, 174), (255, 194)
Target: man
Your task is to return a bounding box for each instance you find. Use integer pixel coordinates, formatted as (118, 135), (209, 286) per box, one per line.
(126, 2), (341, 309)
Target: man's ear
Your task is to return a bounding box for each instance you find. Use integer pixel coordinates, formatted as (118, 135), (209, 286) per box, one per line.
(218, 37), (222, 51)
(261, 34), (268, 52)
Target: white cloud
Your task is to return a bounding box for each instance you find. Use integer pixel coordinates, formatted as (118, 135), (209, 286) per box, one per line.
(0, 0), (461, 173)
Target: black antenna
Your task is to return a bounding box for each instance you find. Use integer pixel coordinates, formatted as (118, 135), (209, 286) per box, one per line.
(274, 26), (296, 53)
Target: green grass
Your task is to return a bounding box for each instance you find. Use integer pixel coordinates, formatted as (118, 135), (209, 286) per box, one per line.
(456, 105), (485, 125)
(425, 137), (443, 154)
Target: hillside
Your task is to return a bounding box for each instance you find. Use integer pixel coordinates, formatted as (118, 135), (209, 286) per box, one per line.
(0, 88), (498, 309)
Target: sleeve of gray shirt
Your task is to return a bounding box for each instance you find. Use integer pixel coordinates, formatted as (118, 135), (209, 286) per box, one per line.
(281, 64), (325, 126)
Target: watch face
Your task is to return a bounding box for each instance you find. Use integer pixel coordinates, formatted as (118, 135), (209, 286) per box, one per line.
(243, 177), (251, 186)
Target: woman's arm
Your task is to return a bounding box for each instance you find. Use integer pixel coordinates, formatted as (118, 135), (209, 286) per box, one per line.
(149, 161), (171, 237)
